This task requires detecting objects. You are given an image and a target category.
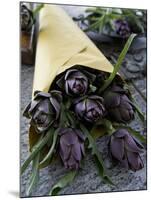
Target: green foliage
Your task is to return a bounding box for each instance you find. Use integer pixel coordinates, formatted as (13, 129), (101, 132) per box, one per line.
(39, 129), (58, 168)
(84, 7), (146, 35)
(99, 34), (136, 93)
(26, 153), (40, 196)
(21, 128), (54, 175)
(80, 124), (113, 185)
(49, 170), (77, 196)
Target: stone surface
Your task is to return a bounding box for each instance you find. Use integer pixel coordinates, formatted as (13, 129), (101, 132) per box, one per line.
(20, 5), (147, 197)
(20, 54), (147, 198)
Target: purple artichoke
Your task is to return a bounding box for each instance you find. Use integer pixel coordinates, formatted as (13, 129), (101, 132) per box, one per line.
(21, 4), (34, 31)
(74, 95), (106, 123)
(23, 90), (62, 133)
(103, 85), (134, 123)
(114, 19), (130, 38)
(57, 69), (89, 96)
(59, 128), (85, 169)
(109, 129), (144, 171)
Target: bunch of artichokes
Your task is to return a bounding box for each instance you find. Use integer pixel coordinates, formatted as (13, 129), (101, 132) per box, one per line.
(23, 67), (144, 172)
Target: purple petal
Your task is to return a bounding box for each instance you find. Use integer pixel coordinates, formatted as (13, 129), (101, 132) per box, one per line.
(72, 143), (82, 161)
(86, 99), (96, 111)
(133, 137), (144, 150)
(35, 91), (50, 98)
(80, 143), (85, 156)
(109, 108), (123, 122)
(120, 157), (129, 169)
(83, 70), (96, 82)
(120, 100), (133, 110)
(68, 70), (87, 80)
(111, 85), (126, 93)
(67, 154), (77, 168)
(82, 79), (88, 93)
(89, 95), (104, 103)
(61, 132), (78, 146)
(23, 102), (32, 118)
(110, 137), (124, 160)
(129, 110), (135, 119)
(122, 95), (134, 108)
(114, 129), (128, 138)
(64, 69), (79, 80)
(59, 141), (71, 160)
(75, 129), (85, 141)
(125, 135), (144, 153)
(56, 75), (65, 89)
(105, 93), (121, 109)
(67, 79), (75, 90)
(59, 128), (70, 136)
(95, 106), (104, 115)
(119, 108), (132, 121)
(75, 101), (86, 118)
(137, 155), (144, 169)
(50, 90), (62, 103)
(65, 81), (70, 95)
(73, 96), (85, 105)
(23, 99), (41, 118)
(85, 110), (95, 122)
(49, 97), (60, 119)
(127, 151), (143, 171)
(96, 100), (105, 111)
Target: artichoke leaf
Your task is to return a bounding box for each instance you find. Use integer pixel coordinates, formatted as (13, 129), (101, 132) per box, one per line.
(49, 170), (77, 196)
(26, 153), (40, 196)
(80, 124), (113, 185)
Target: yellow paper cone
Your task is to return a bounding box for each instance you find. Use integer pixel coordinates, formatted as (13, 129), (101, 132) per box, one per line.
(29, 4), (116, 153)
(33, 4), (114, 94)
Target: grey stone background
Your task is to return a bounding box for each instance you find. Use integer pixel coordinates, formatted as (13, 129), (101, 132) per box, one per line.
(20, 5), (147, 197)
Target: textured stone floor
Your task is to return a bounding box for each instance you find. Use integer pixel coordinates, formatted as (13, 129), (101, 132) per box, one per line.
(20, 5), (147, 197)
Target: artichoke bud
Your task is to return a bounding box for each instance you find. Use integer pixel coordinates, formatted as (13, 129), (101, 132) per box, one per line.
(114, 19), (131, 38)
(109, 129), (144, 171)
(59, 128), (85, 169)
(57, 68), (96, 97)
(103, 85), (135, 123)
(23, 90), (62, 133)
(74, 95), (106, 123)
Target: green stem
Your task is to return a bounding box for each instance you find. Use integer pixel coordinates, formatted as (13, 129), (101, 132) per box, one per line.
(26, 153), (40, 196)
(83, 14), (105, 32)
(39, 129), (58, 167)
(32, 4), (44, 19)
(99, 34), (136, 93)
(60, 102), (77, 128)
(59, 103), (70, 127)
(80, 124), (113, 185)
(103, 119), (116, 135)
(21, 128), (54, 175)
(66, 111), (77, 128)
(130, 96), (145, 123)
(95, 119), (116, 135)
(49, 170), (77, 196)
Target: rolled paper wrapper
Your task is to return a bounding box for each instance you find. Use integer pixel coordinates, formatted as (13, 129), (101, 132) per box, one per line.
(29, 4), (119, 158)
(33, 4), (115, 94)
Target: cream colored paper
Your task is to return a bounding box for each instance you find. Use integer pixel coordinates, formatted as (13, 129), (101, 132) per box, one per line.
(29, 4), (115, 152)
(33, 4), (114, 94)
